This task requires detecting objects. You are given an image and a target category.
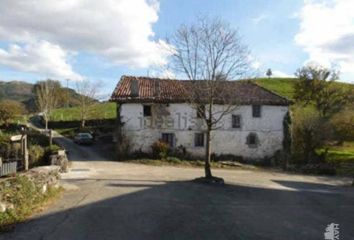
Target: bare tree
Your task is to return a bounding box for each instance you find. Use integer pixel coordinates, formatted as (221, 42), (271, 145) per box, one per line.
(34, 80), (62, 130)
(168, 17), (252, 181)
(76, 80), (101, 128)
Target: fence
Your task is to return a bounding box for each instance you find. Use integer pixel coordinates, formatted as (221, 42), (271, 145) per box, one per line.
(0, 159), (18, 177)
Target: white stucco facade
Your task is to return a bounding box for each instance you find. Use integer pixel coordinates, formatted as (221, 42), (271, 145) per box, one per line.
(119, 103), (289, 160)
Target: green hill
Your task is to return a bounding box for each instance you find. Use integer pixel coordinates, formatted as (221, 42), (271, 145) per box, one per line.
(254, 77), (354, 100)
(0, 81), (33, 102)
(254, 78), (297, 100)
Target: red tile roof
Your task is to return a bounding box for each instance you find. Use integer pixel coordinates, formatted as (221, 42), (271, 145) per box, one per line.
(110, 76), (291, 106)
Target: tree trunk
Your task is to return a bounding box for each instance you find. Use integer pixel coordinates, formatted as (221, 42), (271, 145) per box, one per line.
(205, 127), (213, 178)
(44, 115), (48, 131)
(81, 118), (86, 128)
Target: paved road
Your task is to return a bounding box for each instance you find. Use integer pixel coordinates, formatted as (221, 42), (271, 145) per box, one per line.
(1, 134), (354, 240)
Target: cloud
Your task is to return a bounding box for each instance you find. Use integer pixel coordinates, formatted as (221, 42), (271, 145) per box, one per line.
(0, 0), (170, 79)
(0, 41), (82, 80)
(271, 70), (295, 78)
(252, 14), (269, 24)
(295, 0), (354, 82)
(251, 60), (261, 70)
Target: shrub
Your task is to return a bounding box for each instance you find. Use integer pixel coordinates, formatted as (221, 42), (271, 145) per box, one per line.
(292, 106), (332, 164)
(331, 108), (354, 143)
(151, 140), (169, 159)
(28, 132), (50, 147)
(169, 145), (191, 160)
(0, 134), (11, 159)
(28, 145), (45, 166)
(0, 175), (61, 231)
(43, 145), (62, 164)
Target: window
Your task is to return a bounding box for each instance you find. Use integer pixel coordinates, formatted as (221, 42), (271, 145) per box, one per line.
(196, 105), (205, 118)
(232, 115), (241, 128)
(194, 133), (204, 147)
(246, 133), (258, 147)
(161, 133), (174, 147)
(252, 105), (261, 118)
(143, 105), (151, 117)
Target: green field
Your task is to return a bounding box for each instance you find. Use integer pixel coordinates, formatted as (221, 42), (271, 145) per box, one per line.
(254, 77), (354, 100)
(50, 102), (116, 121)
(255, 78), (297, 100)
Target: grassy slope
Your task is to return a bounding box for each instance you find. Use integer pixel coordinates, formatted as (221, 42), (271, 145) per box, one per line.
(50, 102), (116, 121)
(254, 78), (297, 100)
(254, 77), (354, 100)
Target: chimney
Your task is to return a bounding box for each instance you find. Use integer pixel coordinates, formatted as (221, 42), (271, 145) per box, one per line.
(130, 79), (139, 97)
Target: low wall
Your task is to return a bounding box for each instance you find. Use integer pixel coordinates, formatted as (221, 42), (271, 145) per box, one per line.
(0, 166), (60, 213)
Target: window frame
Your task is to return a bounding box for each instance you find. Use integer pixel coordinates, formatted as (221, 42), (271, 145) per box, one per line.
(252, 105), (261, 118)
(194, 132), (205, 147)
(161, 133), (175, 148)
(231, 115), (241, 129)
(246, 132), (259, 148)
(143, 105), (152, 117)
(196, 104), (205, 119)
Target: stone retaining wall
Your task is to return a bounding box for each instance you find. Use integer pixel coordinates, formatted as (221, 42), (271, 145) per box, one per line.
(0, 166), (60, 213)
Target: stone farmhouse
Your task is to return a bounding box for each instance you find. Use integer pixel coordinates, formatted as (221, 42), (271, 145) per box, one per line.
(110, 76), (291, 161)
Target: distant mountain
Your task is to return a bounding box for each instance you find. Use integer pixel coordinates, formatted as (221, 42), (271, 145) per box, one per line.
(0, 81), (33, 102)
(0, 81), (94, 112)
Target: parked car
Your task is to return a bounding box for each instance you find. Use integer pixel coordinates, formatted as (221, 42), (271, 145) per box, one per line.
(73, 133), (94, 145)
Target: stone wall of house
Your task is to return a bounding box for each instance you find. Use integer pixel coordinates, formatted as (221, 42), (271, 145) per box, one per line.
(0, 166), (60, 213)
(119, 103), (289, 160)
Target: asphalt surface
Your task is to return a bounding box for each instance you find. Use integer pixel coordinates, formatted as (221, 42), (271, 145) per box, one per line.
(1, 134), (354, 240)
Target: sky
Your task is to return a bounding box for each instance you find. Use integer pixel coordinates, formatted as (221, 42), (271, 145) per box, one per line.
(0, 0), (354, 98)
